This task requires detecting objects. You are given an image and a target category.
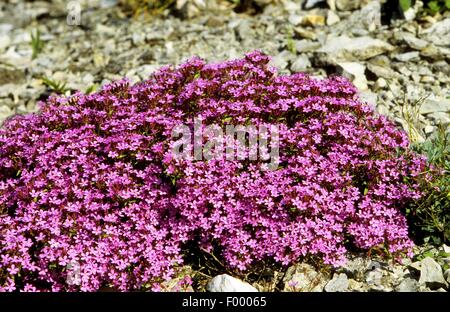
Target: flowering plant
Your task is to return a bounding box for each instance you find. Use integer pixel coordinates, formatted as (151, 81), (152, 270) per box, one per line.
(0, 51), (429, 291)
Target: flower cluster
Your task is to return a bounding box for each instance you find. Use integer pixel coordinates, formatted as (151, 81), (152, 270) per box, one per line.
(0, 51), (428, 291)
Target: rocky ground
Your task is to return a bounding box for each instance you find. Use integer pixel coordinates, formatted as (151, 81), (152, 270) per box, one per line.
(0, 0), (449, 292)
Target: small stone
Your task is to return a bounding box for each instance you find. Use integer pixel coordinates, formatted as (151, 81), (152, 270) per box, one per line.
(282, 263), (329, 292)
(428, 112), (450, 125)
(418, 257), (448, 290)
(325, 273), (349, 292)
(207, 274), (258, 292)
(295, 40), (321, 53)
(403, 8), (416, 21)
(394, 51), (420, 62)
(335, 0), (363, 11)
(394, 32), (429, 50)
(270, 51), (293, 72)
(367, 63), (397, 79)
(422, 18), (450, 47)
(319, 35), (394, 61)
(336, 62), (368, 90)
(444, 269), (450, 284)
(424, 125), (435, 134)
(396, 278), (419, 292)
(301, 15), (326, 27)
(326, 10), (340, 25)
(0, 65), (26, 85)
(443, 245), (450, 254)
(305, 0), (327, 9)
(374, 77), (387, 90)
(294, 27), (317, 40)
(291, 55), (311, 72)
(289, 15), (304, 26)
(420, 98), (450, 114)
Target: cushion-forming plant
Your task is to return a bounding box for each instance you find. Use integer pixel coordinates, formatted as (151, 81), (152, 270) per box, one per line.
(0, 51), (429, 291)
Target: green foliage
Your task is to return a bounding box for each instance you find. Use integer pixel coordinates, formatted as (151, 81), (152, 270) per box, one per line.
(41, 76), (69, 94)
(399, 0), (412, 12)
(423, 0), (450, 14)
(30, 29), (44, 60)
(407, 124), (450, 245)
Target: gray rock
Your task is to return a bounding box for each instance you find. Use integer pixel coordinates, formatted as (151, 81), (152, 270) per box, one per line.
(207, 274), (258, 292)
(336, 62), (367, 90)
(295, 40), (321, 53)
(366, 63), (398, 79)
(0, 65), (26, 86)
(326, 10), (340, 25)
(429, 112), (450, 125)
(396, 278), (419, 292)
(283, 263), (329, 292)
(394, 32), (429, 50)
(289, 15), (304, 26)
(305, 0), (327, 9)
(394, 51), (420, 62)
(270, 51), (294, 72)
(417, 257), (448, 290)
(444, 269), (450, 284)
(291, 55), (311, 72)
(335, 0), (364, 11)
(422, 18), (450, 47)
(420, 98), (450, 114)
(319, 35), (394, 61)
(325, 273), (349, 292)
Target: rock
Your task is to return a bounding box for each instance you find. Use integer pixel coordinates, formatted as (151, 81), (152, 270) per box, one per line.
(403, 8), (416, 21)
(305, 0), (327, 9)
(429, 112), (450, 125)
(318, 35), (394, 61)
(0, 105), (13, 124)
(424, 125), (435, 135)
(324, 273), (349, 292)
(294, 27), (317, 40)
(282, 263), (329, 292)
(207, 274), (258, 292)
(443, 245), (450, 254)
(326, 10), (340, 25)
(288, 15), (304, 26)
(394, 32), (429, 50)
(347, 278), (367, 292)
(366, 63), (398, 79)
(444, 269), (450, 284)
(365, 269), (391, 292)
(396, 278), (419, 292)
(359, 91), (377, 105)
(295, 40), (321, 53)
(100, 0), (118, 8)
(420, 98), (450, 114)
(420, 44), (450, 60)
(0, 34), (11, 51)
(416, 257), (448, 290)
(335, 0), (364, 11)
(301, 15), (326, 27)
(394, 51), (420, 62)
(374, 77), (387, 90)
(291, 55), (311, 72)
(339, 257), (369, 279)
(336, 62), (368, 90)
(422, 18), (450, 47)
(0, 65), (26, 85)
(270, 51), (294, 72)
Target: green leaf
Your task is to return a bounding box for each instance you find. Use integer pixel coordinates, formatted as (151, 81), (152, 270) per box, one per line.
(399, 0), (411, 12)
(427, 1), (441, 14)
(445, 0), (450, 9)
